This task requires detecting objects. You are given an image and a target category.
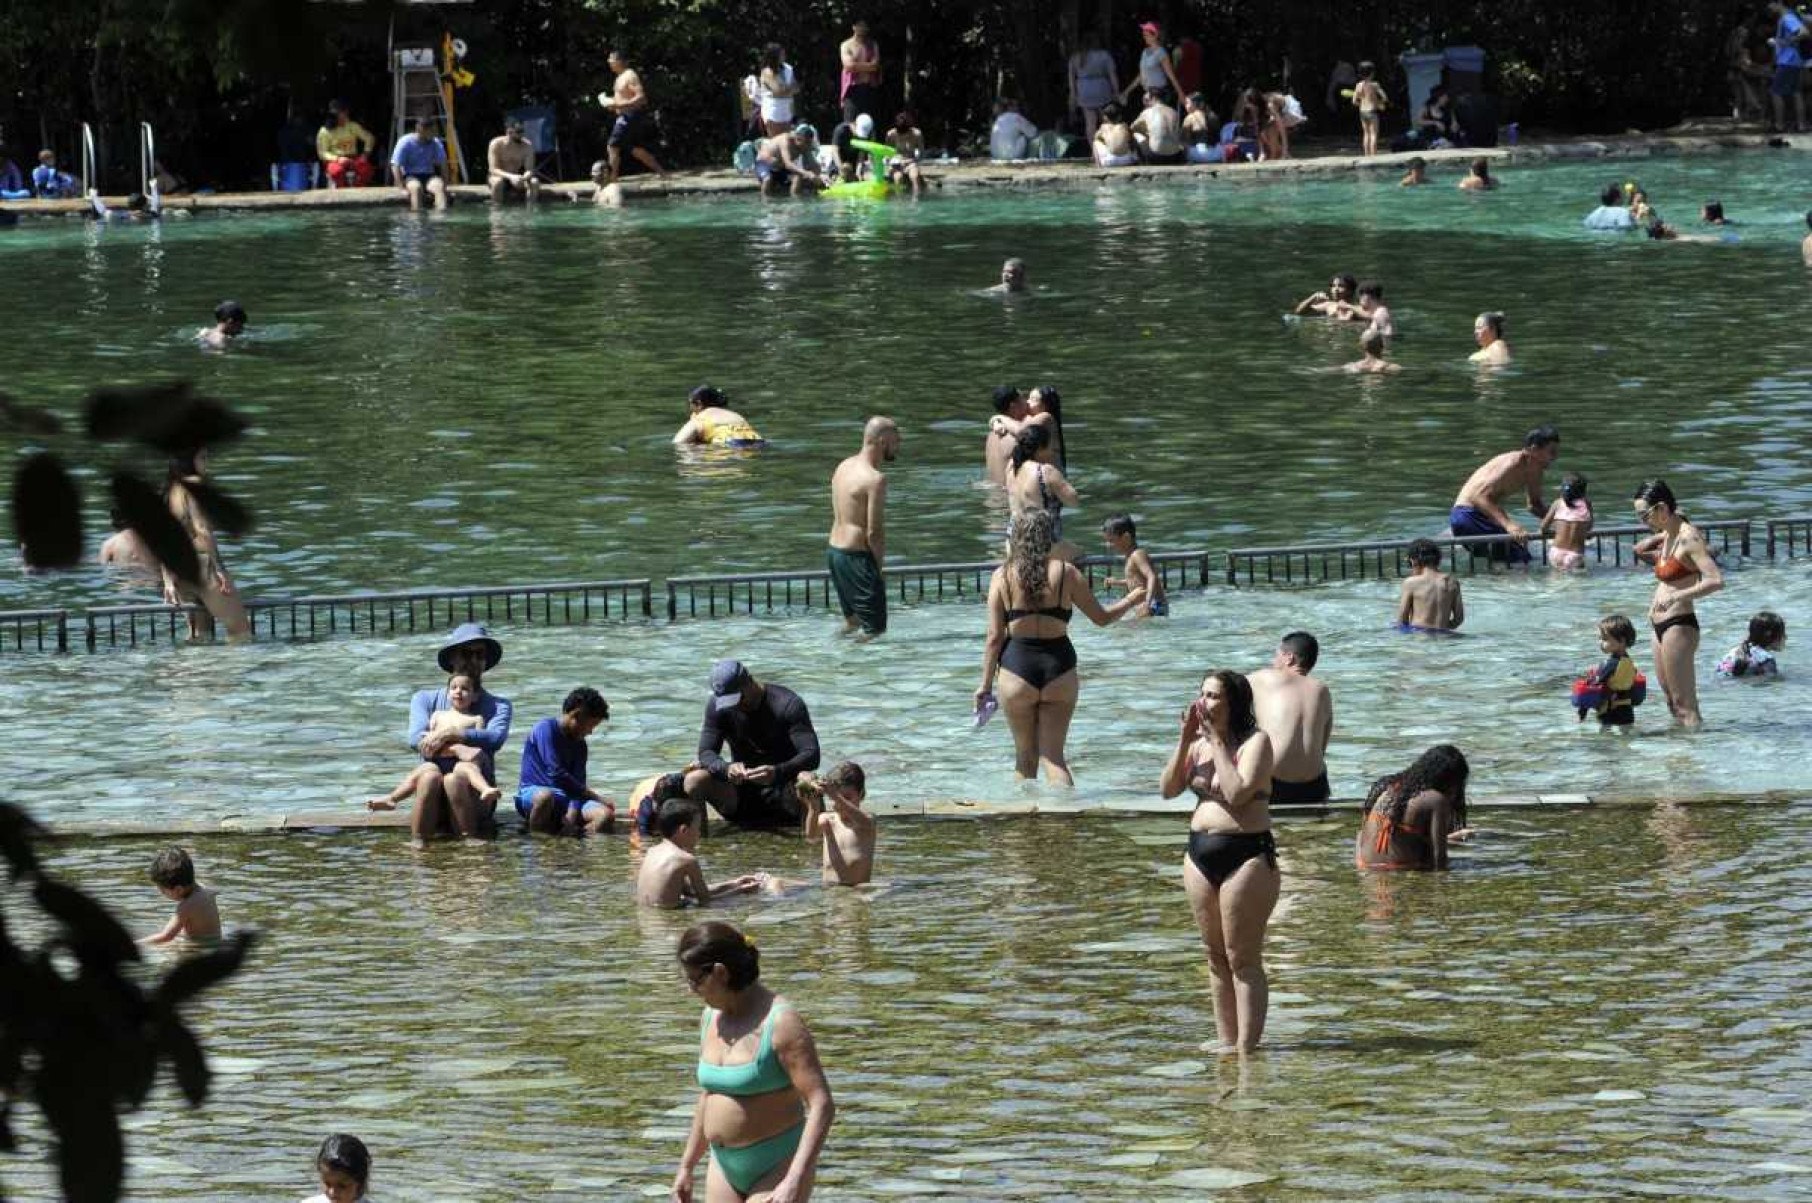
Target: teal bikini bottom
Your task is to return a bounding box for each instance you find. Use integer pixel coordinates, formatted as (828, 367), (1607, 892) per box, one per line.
(712, 1122), (804, 1196)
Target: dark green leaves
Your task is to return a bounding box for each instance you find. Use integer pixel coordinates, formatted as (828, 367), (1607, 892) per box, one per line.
(12, 453), (83, 569)
(110, 472), (199, 586)
(185, 480), (253, 536)
(84, 383), (246, 454)
(153, 930), (257, 1011)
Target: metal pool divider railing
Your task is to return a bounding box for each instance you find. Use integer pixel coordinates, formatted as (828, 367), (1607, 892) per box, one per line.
(666, 550), (1213, 619)
(1224, 520), (1755, 586)
(81, 579), (653, 650)
(1767, 517), (1812, 559)
(0, 609), (71, 653)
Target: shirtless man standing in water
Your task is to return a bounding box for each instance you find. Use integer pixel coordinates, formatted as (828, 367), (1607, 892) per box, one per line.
(1248, 631), (1333, 804)
(827, 416), (900, 638)
(1449, 425), (1559, 564)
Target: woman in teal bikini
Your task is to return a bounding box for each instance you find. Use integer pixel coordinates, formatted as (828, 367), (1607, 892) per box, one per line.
(673, 921), (833, 1203)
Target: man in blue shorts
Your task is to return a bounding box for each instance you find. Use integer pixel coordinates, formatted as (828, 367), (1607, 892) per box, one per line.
(601, 50), (668, 182)
(516, 687), (615, 835)
(1448, 425), (1560, 564)
(1771, 2), (1808, 131)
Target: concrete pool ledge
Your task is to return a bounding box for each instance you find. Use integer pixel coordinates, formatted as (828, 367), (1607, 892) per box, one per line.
(37, 789), (1808, 839)
(5, 125), (1794, 217)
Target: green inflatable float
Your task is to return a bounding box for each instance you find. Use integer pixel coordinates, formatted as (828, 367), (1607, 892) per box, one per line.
(822, 138), (897, 200)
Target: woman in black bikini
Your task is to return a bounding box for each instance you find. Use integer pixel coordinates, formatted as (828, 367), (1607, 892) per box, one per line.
(1355, 744), (1469, 871)
(1633, 480), (1723, 727)
(976, 509), (1142, 785)
(1159, 669), (1277, 1053)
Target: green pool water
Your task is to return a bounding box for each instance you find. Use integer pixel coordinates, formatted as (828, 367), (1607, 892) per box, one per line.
(4, 152), (1812, 1200)
(11, 807), (1812, 1201)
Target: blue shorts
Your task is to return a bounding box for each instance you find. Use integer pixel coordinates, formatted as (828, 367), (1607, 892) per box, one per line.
(1774, 64), (1804, 98)
(514, 785), (588, 819)
(755, 160), (788, 184)
(1449, 505), (1531, 564)
(1147, 597), (1169, 617)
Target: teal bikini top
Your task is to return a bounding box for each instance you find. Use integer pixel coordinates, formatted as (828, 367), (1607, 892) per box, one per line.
(697, 1002), (792, 1096)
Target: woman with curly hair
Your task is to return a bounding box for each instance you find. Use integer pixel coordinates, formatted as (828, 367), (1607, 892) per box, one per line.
(1355, 744), (1470, 871)
(1006, 422), (1079, 563)
(1160, 669), (1277, 1052)
(672, 920), (834, 1203)
(976, 509), (1143, 785)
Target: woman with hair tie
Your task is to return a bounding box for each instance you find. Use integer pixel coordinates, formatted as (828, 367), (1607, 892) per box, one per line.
(1160, 669), (1277, 1053)
(673, 921), (833, 1202)
(1633, 479), (1723, 727)
(1006, 424), (1079, 563)
(976, 509), (1142, 785)
(1355, 745), (1470, 870)
(162, 447), (252, 642)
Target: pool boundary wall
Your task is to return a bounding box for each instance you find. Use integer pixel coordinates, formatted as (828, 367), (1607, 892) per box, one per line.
(3, 128), (1792, 216)
(40, 789), (1810, 839)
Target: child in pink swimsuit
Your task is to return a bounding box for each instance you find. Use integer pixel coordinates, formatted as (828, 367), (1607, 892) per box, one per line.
(1541, 473), (1593, 570)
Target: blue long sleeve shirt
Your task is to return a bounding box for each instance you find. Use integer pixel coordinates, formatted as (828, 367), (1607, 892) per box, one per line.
(517, 717), (589, 796)
(408, 686), (512, 755)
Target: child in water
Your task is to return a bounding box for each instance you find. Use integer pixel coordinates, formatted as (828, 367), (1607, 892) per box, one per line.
(1579, 614), (1642, 727)
(302, 1134), (372, 1203)
(635, 799), (763, 908)
(367, 673), (499, 811)
(798, 761), (876, 885)
(1540, 472), (1593, 570)
(1343, 328), (1400, 374)
(1101, 514), (1168, 616)
(1396, 538), (1463, 633)
(142, 846), (221, 945)
(1718, 611), (1787, 677)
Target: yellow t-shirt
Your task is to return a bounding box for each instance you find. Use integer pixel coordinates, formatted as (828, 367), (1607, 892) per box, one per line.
(317, 121), (375, 161)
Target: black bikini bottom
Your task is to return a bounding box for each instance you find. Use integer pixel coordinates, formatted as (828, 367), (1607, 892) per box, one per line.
(1187, 829), (1278, 888)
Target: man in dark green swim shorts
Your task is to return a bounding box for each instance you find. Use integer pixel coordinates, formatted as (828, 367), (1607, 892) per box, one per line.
(826, 416), (900, 638)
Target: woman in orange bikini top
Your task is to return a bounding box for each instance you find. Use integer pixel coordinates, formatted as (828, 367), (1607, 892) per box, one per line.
(1633, 479), (1723, 727)
(1356, 744), (1469, 871)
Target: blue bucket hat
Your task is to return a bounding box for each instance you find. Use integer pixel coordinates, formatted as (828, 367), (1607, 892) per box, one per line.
(438, 623), (502, 673)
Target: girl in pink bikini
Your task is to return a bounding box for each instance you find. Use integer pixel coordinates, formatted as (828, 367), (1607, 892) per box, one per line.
(1541, 472), (1593, 570)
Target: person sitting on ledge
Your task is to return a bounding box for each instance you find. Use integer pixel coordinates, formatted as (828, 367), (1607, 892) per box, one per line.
(674, 385), (765, 448)
(1448, 424), (1558, 563)
(400, 624), (513, 843)
(1093, 102), (1137, 167)
(317, 100), (377, 188)
(487, 117), (541, 203)
(516, 687), (616, 835)
(31, 150), (78, 198)
(1131, 90), (1184, 164)
(390, 117), (450, 212)
(685, 659), (820, 828)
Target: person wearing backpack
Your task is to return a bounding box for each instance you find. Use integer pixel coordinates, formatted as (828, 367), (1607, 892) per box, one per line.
(1767, 2), (1809, 132)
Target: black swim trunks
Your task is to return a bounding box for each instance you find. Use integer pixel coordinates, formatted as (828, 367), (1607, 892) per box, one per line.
(609, 110), (649, 149)
(1271, 771), (1331, 805)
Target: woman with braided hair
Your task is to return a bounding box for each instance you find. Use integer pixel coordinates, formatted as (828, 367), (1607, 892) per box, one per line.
(1355, 744), (1471, 871)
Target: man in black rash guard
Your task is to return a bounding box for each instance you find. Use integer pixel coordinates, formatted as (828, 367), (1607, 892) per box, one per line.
(682, 659), (822, 829)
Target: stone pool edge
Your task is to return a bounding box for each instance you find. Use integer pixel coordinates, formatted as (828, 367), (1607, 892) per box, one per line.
(36, 788), (1809, 839)
(6, 127), (1795, 215)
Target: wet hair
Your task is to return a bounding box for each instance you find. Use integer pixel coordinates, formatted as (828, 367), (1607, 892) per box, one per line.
(1477, 311), (1507, 339)
(761, 43), (784, 72)
(1805, 209), (1812, 231)
(895, 110), (915, 129)
(1008, 508), (1057, 603)
(1360, 328), (1386, 356)
(563, 686), (609, 720)
(1363, 744), (1469, 831)
(317, 1134), (371, 1188)
(108, 506), (127, 531)
(678, 919), (761, 990)
(991, 385), (1021, 415)
(1601, 183), (1624, 206)
(1704, 200), (1724, 222)
(1102, 101), (1124, 122)
(656, 797), (701, 839)
(215, 300), (247, 325)
(1749, 611), (1787, 649)
(1407, 537), (1442, 568)
(1203, 670), (1258, 744)
(1408, 156), (1426, 170)
(1632, 479), (1678, 514)
(1333, 273), (1358, 293)
(1599, 614), (1637, 646)
(1358, 61), (1376, 79)
(1644, 219), (1669, 240)
(150, 846), (195, 890)
(1029, 386), (1067, 470)
(1470, 157), (1490, 180)
(689, 384), (726, 409)
(125, 192), (150, 211)
(165, 448), (204, 487)
(1523, 423), (1559, 450)
(1009, 422), (1050, 472)
(1357, 280), (1383, 301)
(1279, 630), (1319, 671)
(1102, 514), (1137, 541)
(822, 760), (866, 796)
(650, 771), (688, 804)
(1560, 473), (1588, 504)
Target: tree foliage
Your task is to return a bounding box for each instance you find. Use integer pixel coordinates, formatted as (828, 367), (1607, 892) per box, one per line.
(0, 802), (257, 1201)
(0, 0), (1749, 187)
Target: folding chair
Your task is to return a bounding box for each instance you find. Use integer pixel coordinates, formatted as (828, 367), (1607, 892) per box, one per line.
(506, 104), (564, 181)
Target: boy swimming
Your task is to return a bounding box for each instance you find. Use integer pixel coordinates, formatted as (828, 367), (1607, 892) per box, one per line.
(1102, 514), (1168, 616)
(1396, 538), (1463, 632)
(142, 846), (221, 944)
(1342, 328), (1400, 374)
(636, 799), (763, 908)
(798, 761), (876, 885)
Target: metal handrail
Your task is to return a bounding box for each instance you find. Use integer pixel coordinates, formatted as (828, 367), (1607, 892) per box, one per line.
(80, 122), (96, 195)
(1767, 517), (1812, 559)
(0, 609), (69, 653)
(139, 121), (156, 198)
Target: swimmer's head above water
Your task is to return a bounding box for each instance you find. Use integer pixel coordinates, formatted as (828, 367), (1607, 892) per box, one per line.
(689, 384), (727, 412)
(214, 300), (247, 336)
(1407, 537), (1442, 569)
(1000, 258), (1027, 291)
(1560, 472), (1589, 504)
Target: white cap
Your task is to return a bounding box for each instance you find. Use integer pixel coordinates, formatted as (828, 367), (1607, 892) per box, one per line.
(854, 113), (875, 139)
